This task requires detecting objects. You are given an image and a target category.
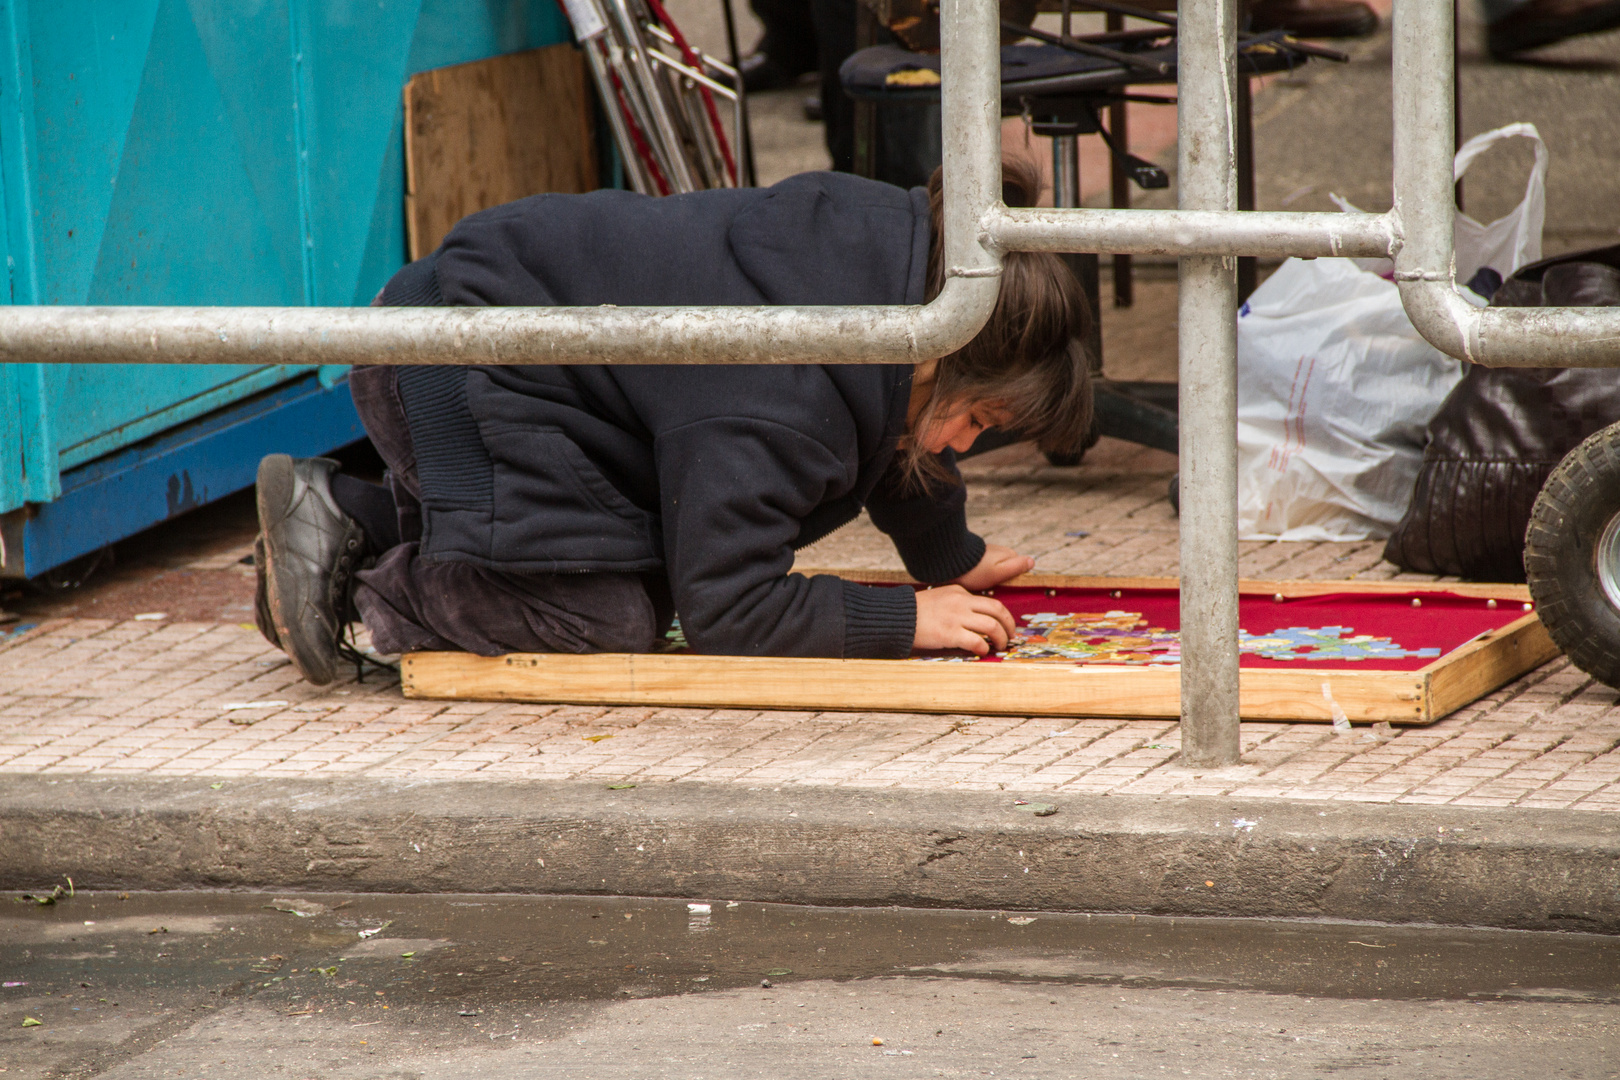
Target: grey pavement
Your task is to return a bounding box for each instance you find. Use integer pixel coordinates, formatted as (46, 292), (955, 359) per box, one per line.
(3, 890), (1616, 1080)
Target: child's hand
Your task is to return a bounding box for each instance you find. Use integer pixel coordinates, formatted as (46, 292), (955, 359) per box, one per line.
(914, 585), (1017, 656)
(952, 543), (1035, 592)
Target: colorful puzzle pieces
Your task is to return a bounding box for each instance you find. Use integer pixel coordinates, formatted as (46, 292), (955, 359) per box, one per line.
(1239, 625), (1441, 663)
(1002, 610), (1181, 665)
(965, 610), (1442, 666)
(665, 606), (1445, 666)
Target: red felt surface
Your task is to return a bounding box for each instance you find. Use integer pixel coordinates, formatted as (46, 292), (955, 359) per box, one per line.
(915, 586), (1531, 670)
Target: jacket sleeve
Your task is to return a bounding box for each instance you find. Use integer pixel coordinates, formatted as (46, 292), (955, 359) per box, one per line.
(864, 451), (987, 583)
(654, 416), (917, 658)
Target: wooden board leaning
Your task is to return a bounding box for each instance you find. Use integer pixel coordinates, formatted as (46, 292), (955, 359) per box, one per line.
(400, 573), (1559, 724)
(404, 43), (597, 261)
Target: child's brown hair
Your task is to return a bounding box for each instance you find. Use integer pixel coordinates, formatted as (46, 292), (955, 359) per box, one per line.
(906, 155), (1094, 486)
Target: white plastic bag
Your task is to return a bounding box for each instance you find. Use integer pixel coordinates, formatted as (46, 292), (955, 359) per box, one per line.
(1453, 123), (1546, 285)
(1333, 123), (1547, 286)
(1235, 259), (1470, 540)
(1235, 124), (1547, 542)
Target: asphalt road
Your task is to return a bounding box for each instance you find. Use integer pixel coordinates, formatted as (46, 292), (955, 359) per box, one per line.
(3, 891), (1616, 1079)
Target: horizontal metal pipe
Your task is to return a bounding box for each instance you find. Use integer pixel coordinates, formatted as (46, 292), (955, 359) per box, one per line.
(0, 279), (1002, 366)
(988, 206), (1395, 258)
(1391, 0), (1620, 367)
(0, 0), (1006, 369)
(1397, 283), (1620, 367)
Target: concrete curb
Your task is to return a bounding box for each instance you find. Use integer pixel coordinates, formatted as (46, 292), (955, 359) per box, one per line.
(1, 775), (1615, 932)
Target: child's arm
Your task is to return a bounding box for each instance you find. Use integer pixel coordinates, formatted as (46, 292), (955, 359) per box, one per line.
(867, 455), (1031, 654)
(865, 454), (1035, 588)
(654, 417), (918, 659)
(863, 450), (988, 583)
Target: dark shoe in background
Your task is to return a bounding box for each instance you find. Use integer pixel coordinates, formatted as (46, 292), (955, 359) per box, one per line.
(736, 51), (816, 92)
(1248, 0), (1378, 37)
(1488, 0), (1620, 57)
(803, 93), (823, 122)
(256, 454), (367, 687)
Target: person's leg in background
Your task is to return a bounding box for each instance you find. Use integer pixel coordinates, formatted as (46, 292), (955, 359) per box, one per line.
(740, 0), (820, 90)
(810, 0), (857, 173)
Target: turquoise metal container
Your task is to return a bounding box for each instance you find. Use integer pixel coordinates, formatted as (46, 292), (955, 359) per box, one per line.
(0, 0), (573, 577)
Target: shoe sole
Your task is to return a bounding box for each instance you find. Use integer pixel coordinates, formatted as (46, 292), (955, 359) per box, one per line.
(252, 533), (280, 650)
(1489, 0), (1620, 56)
(257, 454), (339, 687)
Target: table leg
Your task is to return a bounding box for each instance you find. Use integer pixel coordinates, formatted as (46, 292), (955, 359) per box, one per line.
(852, 3), (880, 178)
(1106, 11), (1134, 308)
(1236, 72), (1257, 304)
(1052, 133), (1104, 372)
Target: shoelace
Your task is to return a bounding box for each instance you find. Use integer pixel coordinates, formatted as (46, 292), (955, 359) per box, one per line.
(337, 619), (396, 684)
(331, 533), (397, 685)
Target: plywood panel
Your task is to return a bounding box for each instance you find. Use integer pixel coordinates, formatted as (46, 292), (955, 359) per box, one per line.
(404, 44), (597, 261)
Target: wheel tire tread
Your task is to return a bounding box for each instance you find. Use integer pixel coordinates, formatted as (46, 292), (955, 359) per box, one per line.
(1526, 421), (1620, 689)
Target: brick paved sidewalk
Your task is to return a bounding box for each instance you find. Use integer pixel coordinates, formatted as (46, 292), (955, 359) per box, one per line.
(2, 440), (1616, 812)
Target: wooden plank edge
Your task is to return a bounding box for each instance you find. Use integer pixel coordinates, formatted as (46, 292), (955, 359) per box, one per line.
(1424, 612), (1561, 721)
(402, 78), (423, 263)
(401, 651), (1430, 723)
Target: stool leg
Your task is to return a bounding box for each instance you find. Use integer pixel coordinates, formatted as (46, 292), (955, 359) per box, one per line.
(1454, 0), (1464, 210)
(1106, 11), (1133, 309)
(1236, 72), (1257, 304)
(1053, 133), (1103, 372)
(852, 4), (879, 178)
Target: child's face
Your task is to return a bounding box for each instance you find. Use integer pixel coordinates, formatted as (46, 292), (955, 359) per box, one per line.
(914, 398), (1011, 455)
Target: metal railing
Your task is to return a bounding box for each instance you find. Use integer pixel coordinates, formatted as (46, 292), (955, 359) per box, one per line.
(2, 0), (1615, 764)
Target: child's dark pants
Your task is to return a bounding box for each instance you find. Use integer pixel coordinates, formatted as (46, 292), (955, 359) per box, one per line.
(340, 366), (673, 657)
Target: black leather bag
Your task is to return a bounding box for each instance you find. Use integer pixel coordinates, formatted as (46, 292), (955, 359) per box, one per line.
(1383, 244), (1620, 581)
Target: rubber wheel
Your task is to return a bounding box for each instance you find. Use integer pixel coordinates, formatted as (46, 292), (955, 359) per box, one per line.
(1524, 419), (1620, 688)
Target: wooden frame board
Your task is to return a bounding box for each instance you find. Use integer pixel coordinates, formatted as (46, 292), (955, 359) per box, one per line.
(400, 574), (1559, 724)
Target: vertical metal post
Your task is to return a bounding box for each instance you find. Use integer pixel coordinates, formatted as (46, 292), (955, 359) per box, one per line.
(1175, 0), (1242, 766)
(938, 0), (1002, 284)
(1394, 0), (1460, 293)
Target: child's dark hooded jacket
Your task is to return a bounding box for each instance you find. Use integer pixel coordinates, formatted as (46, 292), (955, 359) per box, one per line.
(376, 171), (985, 659)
